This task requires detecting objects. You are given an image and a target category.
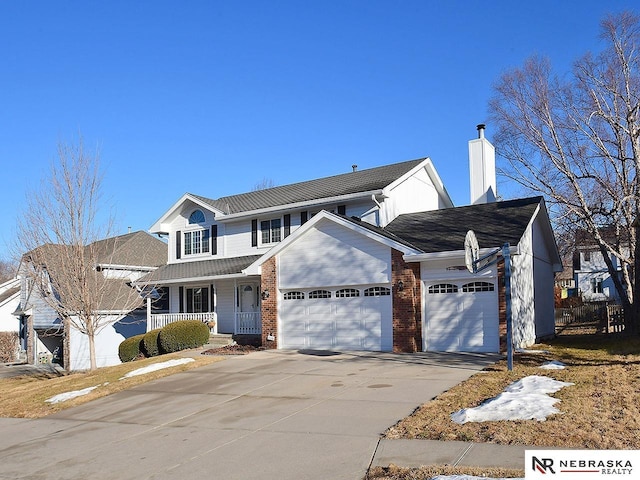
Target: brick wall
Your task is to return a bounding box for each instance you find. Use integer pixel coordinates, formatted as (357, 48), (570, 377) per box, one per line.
(391, 249), (422, 352)
(260, 256), (278, 349)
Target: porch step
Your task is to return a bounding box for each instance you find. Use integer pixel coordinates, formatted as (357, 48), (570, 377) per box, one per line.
(204, 334), (234, 349)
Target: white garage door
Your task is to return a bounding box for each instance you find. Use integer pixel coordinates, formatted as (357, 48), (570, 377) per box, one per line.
(425, 280), (499, 352)
(279, 287), (392, 351)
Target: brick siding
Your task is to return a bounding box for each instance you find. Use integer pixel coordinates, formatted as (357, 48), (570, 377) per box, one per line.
(260, 256), (278, 349)
(391, 249), (422, 352)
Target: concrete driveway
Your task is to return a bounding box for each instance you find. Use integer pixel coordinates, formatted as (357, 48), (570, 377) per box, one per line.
(0, 349), (498, 480)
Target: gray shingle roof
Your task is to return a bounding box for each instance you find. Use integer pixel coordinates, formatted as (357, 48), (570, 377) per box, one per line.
(385, 197), (543, 253)
(191, 159), (425, 214)
(140, 255), (263, 283)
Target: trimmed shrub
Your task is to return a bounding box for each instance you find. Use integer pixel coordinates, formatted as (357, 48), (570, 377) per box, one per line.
(118, 334), (145, 362)
(158, 320), (209, 354)
(142, 328), (162, 357)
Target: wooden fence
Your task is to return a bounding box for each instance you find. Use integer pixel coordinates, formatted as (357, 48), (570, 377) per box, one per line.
(555, 302), (624, 334)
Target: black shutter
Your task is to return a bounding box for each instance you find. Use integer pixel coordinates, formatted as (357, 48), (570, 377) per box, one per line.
(283, 214), (291, 238)
(251, 219), (258, 247)
(179, 286), (184, 313)
(337, 205), (346, 215)
(202, 287), (209, 312)
(211, 225), (218, 255)
(301, 211), (308, 225)
(176, 231), (181, 259)
(210, 285), (215, 310)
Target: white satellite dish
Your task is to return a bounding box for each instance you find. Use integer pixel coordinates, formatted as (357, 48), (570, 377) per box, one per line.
(464, 230), (480, 273)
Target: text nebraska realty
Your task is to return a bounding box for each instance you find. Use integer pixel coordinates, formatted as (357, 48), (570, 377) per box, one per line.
(558, 459), (632, 475)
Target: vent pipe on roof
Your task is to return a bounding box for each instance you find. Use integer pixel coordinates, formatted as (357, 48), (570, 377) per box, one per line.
(469, 124), (496, 205)
(352, 164), (358, 172)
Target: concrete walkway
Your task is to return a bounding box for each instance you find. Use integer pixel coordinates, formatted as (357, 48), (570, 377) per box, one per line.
(0, 349), (504, 480)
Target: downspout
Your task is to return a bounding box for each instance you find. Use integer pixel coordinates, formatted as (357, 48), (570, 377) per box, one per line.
(371, 194), (385, 226)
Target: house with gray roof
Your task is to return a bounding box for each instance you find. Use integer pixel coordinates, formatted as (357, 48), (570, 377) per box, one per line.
(15, 231), (167, 370)
(140, 127), (561, 354)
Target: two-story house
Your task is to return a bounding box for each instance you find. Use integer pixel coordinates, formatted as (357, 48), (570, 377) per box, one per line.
(140, 127), (562, 354)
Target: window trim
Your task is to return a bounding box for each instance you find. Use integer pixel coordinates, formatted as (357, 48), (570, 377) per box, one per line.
(183, 228), (210, 256)
(336, 288), (360, 298)
(283, 291), (305, 300)
(428, 283), (458, 294)
(260, 218), (282, 245)
(462, 281), (495, 292)
(308, 289), (331, 299)
(364, 286), (391, 297)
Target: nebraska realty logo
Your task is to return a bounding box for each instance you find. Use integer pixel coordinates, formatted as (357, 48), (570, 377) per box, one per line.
(525, 450), (639, 478)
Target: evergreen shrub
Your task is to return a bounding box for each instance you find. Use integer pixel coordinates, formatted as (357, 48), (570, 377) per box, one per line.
(158, 320), (209, 353)
(142, 328), (162, 357)
(118, 334), (145, 362)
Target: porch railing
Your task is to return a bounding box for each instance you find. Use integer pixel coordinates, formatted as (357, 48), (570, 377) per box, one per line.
(148, 312), (218, 334)
(235, 312), (261, 335)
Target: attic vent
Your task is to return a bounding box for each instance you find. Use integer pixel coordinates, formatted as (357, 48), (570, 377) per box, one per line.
(352, 164), (358, 172)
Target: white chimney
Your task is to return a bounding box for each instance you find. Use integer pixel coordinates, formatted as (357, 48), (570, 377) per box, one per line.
(469, 124), (496, 205)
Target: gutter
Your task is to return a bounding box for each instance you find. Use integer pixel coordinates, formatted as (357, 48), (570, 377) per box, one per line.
(403, 245), (519, 263)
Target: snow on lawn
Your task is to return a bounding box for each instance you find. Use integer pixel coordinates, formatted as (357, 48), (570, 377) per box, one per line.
(120, 358), (194, 379)
(46, 385), (102, 404)
(46, 358), (196, 404)
(450, 375), (573, 424)
(540, 360), (566, 370)
(430, 476), (523, 480)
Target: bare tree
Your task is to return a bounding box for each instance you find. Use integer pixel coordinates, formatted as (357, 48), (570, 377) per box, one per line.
(252, 177), (276, 191)
(0, 259), (16, 283)
(489, 11), (640, 331)
(16, 138), (147, 370)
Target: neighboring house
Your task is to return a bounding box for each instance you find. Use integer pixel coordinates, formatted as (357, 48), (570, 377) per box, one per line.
(554, 263), (576, 299)
(14, 231), (167, 370)
(0, 278), (20, 333)
(139, 126), (562, 353)
(572, 228), (625, 303)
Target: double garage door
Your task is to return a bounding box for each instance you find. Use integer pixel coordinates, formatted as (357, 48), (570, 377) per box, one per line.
(279, 286), (392, 351)
(425, 280), (499, 353)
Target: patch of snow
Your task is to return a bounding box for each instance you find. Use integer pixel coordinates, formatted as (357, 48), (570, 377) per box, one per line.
(46, 385), (100, 404)
(120, 358), (194, 379)
(516, 349), (549, 354)
(450, 375), (573, 424)
(540, 360), (566, 370)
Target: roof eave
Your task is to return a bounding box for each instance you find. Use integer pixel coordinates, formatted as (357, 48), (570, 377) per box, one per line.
(149, 193), (226, 233)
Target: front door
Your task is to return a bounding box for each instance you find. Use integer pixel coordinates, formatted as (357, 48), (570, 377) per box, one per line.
(240, 284), (258, 313)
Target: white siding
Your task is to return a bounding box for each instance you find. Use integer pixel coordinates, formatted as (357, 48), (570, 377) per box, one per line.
(215, 280), (236, 334)
(532, 216), (557, 340)
(380, 167), (441, 226)
(511, 227), (536, 349)
(68, 312), (146, 371)
(278, 220), (391, 289)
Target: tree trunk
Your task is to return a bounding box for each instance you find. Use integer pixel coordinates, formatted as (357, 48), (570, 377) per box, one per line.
(88, 331), (97, 371)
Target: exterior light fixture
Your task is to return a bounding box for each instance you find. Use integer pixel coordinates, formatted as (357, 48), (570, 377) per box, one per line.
(397, 281), (404, 292)
(261, 289), (270, 300)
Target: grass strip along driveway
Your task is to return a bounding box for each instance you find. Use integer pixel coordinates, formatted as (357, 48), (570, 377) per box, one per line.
(367, 328), (640, 479)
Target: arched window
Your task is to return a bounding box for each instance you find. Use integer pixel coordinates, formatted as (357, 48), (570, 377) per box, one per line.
(283, 291), (305, 300)
(428, 284), (458, 294)
(189, 210), (206, 224)
(308, 290), (331, 299)
(462, 282), (495, 292)
(336, 288), (360, 298)
(364, 287), (391, 297)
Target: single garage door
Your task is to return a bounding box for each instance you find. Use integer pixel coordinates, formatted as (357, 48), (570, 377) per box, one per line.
(425, 280), (499, 352)
(279, 286), (392, 351)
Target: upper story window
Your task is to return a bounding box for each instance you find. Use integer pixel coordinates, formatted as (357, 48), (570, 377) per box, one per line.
(189, 209), (206, 224)
(261, 219), (281, 244)
(184, 230), (210, 255)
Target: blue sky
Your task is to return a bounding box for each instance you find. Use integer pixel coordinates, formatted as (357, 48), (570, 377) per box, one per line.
(0, 1), (637, 260)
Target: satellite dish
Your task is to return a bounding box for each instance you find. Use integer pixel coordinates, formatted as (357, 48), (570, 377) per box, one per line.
(464, 230), (479, 273)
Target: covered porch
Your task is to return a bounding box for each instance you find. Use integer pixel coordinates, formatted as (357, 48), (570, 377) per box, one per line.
(140, 255), (265, 336)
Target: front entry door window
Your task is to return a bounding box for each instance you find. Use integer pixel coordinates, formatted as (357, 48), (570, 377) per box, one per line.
(240, 284), (258, 312)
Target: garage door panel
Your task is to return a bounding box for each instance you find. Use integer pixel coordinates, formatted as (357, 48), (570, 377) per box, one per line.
(279, 289), (391, 352)
(426, 282), (499, 353)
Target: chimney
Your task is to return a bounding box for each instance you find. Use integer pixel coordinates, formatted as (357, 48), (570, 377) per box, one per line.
(352, 164), (358, 172)
(469, 124), (496, 205)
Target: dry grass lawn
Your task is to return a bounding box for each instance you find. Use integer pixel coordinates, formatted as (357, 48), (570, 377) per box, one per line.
(386, 325), (640, 449)
(0, 352), (223, 418)
(366, 464), (524, 479)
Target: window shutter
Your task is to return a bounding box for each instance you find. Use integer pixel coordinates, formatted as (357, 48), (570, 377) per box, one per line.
(176, 231), (181, 259)
(251, 219), (258, 247)
(283, 214), (291, 238)
(301, 211), (308, 224)
(202, 287), (209, 312)
(210, 285), (215, 310)
(179, 286), (184, 313)
(337, 205), (346, 215)
(211, 225), (218, 255)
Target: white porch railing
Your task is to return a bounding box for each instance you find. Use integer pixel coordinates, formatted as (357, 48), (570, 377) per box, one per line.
(149, 312), (218, 334)
(235, 312), (262, 334)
